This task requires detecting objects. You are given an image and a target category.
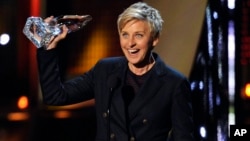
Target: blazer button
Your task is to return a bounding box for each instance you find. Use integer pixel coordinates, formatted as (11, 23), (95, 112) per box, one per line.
(102, 112), (108, 118)
(110, 133), (115, 139)
(142, 118), (148, 124)
(130, 136), (135, 141)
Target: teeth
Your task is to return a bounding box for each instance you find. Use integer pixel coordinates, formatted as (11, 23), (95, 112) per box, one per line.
(128, 49), (139, 53)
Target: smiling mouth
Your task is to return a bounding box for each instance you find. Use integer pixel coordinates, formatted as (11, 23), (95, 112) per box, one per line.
(128, 49), (139, 54)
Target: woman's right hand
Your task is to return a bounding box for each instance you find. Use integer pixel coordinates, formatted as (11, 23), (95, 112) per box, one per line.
(44, 16), (69, 50)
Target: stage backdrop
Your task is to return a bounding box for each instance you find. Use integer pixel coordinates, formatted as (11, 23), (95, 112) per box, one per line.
(145, 0), (207, 77)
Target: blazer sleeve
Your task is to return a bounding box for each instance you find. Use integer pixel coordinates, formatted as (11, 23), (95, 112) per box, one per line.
(171, 78), (195, 141)
(37, 48), (95, 106)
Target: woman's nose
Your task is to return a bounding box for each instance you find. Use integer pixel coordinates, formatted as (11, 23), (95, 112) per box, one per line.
(128, 37), (136, 47)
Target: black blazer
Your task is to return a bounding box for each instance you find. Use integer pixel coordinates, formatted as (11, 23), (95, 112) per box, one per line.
(37, 49), (194, 141)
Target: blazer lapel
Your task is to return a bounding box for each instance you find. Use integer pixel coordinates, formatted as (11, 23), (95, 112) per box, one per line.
(106, 53), (168, 129)
(127, 71), (163, 120)
(107, 58), (128, 130)
(127, 53), (168, 120)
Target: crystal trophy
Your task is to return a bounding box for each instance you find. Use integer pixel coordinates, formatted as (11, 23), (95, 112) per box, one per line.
(23, 15), (92, 49)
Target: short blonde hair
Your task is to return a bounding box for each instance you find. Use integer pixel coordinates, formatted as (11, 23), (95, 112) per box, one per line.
(117, 2), (163, 38)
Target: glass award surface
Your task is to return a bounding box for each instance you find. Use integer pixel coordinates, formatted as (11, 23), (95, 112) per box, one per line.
(23, 15), (92, 48)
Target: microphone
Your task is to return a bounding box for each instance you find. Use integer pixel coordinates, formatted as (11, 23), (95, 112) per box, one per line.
(107, 75), (119, 141)
(107, 75), (119, 92)
(107, 75), (119, 113)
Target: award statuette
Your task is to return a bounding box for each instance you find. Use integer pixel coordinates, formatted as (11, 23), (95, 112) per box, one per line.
(23, 15), (92, 49)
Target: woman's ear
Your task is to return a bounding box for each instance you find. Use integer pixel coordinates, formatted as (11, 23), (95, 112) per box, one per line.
(152, 37), (159, 47)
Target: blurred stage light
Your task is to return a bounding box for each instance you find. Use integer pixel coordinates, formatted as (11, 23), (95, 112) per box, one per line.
(200, 126), (207, 138)
(0, 33), (10, 46)
(228, 0), (235, 10)
(17, 96), (29, 110)
(7, 112), (29, 121)
(243, 83), (250, 99)
(54, 110), (72, 119)
(240, 83), (250, 99)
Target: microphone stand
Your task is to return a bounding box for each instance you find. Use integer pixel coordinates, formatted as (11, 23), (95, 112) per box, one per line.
(107, 87), (114, 141)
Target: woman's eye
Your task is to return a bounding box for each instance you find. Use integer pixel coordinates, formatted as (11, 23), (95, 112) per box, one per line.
(121, 33), (129, 38)
(135, 34), (143, 38)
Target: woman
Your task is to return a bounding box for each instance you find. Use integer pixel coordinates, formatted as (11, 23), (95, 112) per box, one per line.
(37, 2), (194, 141)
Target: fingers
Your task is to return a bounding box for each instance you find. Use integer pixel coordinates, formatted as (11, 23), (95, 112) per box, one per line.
(44, 16), (54, 23)
(55, 25), (68, 42)
(46, 25), (69, 50)
(42, 16), (70, 50)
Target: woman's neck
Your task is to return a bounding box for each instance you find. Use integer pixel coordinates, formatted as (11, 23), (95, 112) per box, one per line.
(128, 55), (155, 76)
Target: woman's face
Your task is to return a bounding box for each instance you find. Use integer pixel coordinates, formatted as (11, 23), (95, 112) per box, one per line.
(119, 20), (159, 67)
